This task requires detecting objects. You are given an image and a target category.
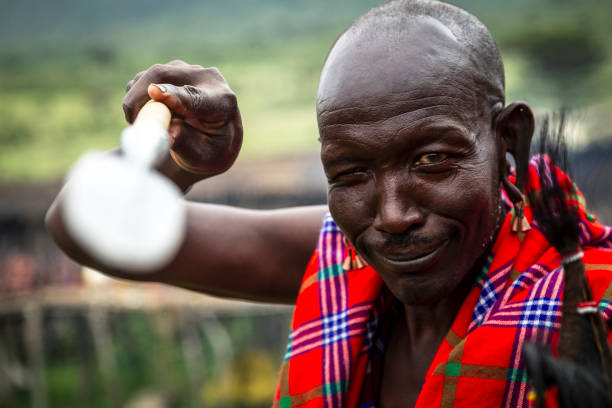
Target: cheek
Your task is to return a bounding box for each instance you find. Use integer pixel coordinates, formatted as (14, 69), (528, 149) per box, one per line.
(443, 164), (501, 246)
(327, 184), (373, 239)
(417, 162), (500, 240)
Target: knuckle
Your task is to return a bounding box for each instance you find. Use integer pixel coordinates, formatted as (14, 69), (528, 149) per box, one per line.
(183, 84), (200, 97)
(125, 70), (145, 92)
(205, 66), (224, 80)
(183, 85), (205, 111)
(222, 92), (238, 111)
(122, 102), (133, 121)
(147, 63), (166, 78)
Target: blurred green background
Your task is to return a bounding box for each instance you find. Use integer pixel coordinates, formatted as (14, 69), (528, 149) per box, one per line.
(1, 1), (612, 407)
(2, 0), (612, 181)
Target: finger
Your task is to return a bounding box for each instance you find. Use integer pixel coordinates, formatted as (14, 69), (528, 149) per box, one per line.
(149, 84), (223, 132)
(123, 64), (176, 123)
(168, 117), (240, 175)
(125, 70), (146, 93)
(123, 78), (152, 123)
(167, 117), (184, 147)
(148, 83), (166, 101)
(167, 59), (189, 66)
(150, 83), (235, 125)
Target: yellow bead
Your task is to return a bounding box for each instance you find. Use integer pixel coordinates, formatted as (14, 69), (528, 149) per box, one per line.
(527, 390), (537, 402)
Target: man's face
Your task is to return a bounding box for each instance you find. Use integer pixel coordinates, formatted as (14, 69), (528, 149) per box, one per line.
(318, 17), (503, 305)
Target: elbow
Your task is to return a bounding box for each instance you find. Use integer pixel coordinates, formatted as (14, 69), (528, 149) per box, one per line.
(44, 201), (60, 244)
(45, 200), (66, 249)
(44, 198), (164, 282)
(44, 199), (83, 266)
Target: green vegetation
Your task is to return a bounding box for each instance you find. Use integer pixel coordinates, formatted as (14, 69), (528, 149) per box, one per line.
(1, 0), (612, 181)
(2, 310), (291, 408)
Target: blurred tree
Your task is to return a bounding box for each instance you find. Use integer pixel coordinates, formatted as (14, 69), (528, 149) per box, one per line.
(505, 18), (607, 100)
(85, 45), (115, 67)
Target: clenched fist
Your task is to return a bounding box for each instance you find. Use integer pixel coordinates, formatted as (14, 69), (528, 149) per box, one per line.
(123, 60), (243, 178)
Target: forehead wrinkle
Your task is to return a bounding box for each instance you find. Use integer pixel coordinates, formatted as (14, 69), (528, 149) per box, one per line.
(318, 93), (472, 129)
(320, 105), (460, 141)
(321, 114), (476, 154)
(318, 94), (464, 118)
(394, 114), (472, 137)
(317, 27), (493, 130)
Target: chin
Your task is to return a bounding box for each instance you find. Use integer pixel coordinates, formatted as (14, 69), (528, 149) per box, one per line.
(375, 253), (476, 307)
(392, 278), (456, 306)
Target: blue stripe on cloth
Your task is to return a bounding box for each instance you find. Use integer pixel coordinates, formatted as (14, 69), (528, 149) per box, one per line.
(517, 298), (561, 329)
(362, 310), (378, 354)
(321, 214), (342, 234)
(469, 255), (497, 328)
(322, 310), (350, 346)
(317, 213), (350, 408)
(283, 331), (293, 361)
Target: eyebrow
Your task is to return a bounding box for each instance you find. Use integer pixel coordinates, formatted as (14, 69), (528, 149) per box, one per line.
(325, 121), (475, 146)
(321, 123), (477, 166)
(410, 125), (477, 146)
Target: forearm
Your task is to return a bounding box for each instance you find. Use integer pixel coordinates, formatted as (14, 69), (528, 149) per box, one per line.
(46, 191), (326, 303)
(44, 145), (199, 275)
(155, 204), (327, 303)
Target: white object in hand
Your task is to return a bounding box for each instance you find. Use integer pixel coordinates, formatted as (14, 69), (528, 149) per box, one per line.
(62, 103), (186, 272)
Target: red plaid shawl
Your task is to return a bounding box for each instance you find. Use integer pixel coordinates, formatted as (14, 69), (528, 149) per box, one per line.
(273, 157), (612, 408)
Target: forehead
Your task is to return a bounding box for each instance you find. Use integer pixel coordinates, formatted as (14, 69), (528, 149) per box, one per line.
(317, 16), (484, 134)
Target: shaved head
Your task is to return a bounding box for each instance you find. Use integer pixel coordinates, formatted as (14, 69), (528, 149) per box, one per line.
(317, 0), (505, 119)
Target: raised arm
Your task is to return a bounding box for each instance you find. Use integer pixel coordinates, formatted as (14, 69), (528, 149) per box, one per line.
(45, 60), (327, 304)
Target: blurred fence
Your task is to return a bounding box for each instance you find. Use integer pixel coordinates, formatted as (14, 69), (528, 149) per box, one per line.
(0, 283), (292, 408)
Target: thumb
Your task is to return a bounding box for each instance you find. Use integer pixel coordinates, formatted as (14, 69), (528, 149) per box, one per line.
(147, 83), (193, 118)
(147, 83), (166, 101)
(148, 83), (232, 124)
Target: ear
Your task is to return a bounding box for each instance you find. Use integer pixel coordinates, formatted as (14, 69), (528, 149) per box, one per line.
(495, 102), (534, 195)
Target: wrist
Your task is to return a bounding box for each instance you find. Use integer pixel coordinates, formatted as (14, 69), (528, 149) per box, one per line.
(155, 151), (205, 193)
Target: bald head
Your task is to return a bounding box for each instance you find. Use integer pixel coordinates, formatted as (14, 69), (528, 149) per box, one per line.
(317, 0), (505, 125)
(353, 0), (504, 101)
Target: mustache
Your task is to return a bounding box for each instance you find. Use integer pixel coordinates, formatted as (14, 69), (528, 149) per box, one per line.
(355, 228), (457, 259)
(382, 233), (444, 249)
(381, 231), (451, 251)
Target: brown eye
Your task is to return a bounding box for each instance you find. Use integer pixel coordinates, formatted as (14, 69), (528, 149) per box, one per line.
(416, 152), (448, 165)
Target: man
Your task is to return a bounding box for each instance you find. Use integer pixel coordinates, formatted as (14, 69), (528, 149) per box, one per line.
(46, 0), (612, 407)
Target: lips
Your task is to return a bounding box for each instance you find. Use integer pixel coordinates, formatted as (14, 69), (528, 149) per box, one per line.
(376, 239), (449, 273)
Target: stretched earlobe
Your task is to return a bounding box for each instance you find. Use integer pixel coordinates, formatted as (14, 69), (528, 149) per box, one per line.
(496, 102), (534, 233)
(495, 102), (534, 193)
(502, 175), (531, 233)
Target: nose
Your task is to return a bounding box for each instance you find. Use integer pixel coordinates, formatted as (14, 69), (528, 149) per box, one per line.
(373, 181), (425, 235)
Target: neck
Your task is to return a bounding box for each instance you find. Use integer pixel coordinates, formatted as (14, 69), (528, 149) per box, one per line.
(401, 278), (471, 349)
(401, 245), (491, 349)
